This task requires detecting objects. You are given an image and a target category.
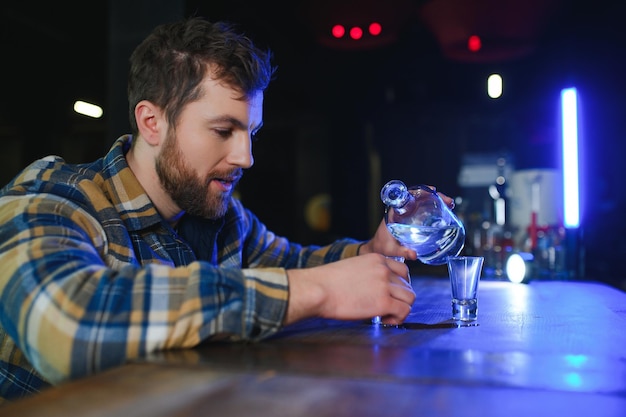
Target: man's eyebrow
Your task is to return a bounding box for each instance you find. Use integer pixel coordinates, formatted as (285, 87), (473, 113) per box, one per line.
(208, 115), (245, 128)
(209, 116), (262, 133)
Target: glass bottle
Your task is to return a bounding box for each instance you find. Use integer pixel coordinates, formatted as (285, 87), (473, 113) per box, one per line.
(380, 180), (466, 265)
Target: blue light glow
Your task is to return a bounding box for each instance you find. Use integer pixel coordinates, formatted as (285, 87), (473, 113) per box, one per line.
(561, 88), (580, 228)
(565, 354), (588, 368)
(564, 372), (583, 388)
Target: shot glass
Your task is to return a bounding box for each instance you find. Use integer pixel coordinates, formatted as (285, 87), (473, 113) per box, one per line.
(372, 256), (407, 325)
(447, 256), (484, 322)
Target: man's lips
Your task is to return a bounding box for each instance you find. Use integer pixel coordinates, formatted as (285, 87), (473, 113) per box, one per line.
(210, 175), (240, 192)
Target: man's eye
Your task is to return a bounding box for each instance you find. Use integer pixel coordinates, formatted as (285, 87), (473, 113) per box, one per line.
(215, 129), (232, 138)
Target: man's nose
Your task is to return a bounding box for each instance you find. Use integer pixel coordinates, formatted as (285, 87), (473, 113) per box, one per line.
(227, 135), (254, 169)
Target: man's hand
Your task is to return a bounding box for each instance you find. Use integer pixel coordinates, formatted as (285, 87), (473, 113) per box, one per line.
(284, 254), (414, 326)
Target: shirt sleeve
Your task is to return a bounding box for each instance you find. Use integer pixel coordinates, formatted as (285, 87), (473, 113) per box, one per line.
(229, 199), (363, 270)
(0, 194), (290, 385)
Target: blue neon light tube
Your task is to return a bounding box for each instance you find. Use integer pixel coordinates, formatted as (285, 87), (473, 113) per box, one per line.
(561, 87), (580, 229)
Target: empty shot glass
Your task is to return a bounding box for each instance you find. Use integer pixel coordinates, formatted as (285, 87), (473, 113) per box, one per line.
(447, 256), (484, 322)
(372, 256), (407, 325)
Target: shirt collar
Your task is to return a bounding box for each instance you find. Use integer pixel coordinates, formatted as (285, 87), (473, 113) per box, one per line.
(101, 135), (164, 232)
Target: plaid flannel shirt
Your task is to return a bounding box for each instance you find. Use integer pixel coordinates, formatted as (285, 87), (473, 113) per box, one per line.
(0, 135), (360, 403)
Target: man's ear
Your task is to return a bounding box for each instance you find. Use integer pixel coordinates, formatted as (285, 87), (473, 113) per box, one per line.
(135, 100), (165, 146)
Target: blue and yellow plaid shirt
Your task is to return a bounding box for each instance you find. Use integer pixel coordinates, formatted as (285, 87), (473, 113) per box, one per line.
(0, 135), (361, 403)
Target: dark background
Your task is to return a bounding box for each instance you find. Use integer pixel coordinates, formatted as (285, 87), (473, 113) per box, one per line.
(1, 1), (625, 289)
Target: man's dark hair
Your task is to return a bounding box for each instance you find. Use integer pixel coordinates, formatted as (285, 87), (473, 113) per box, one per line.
(127, 17), (276, 136)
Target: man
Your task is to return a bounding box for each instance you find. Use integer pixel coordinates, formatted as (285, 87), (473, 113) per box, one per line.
(0, 17), (451, 403)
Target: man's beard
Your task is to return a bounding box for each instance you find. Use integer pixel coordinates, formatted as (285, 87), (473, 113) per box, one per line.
(155, 131), (240, 219)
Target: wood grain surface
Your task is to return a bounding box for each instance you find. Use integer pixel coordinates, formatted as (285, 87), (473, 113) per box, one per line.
(3, 278), (626, 417)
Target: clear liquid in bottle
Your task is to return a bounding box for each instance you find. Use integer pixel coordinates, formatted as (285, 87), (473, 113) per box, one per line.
(381, 180), (465, 265)
(386, 223), (464, 265)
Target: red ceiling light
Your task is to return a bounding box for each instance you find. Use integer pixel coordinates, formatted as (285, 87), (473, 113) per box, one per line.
(369, 22), (382, 36)
(468, 35), (482, 52)
(302, 0), (415, 50)
(419, 0), (564, 62)
(331, 24), (346, 38)
(349, 26), (363, 40)
(330, 22), (382, 40)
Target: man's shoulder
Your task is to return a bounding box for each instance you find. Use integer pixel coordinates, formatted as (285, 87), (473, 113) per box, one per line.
(0, 155), (107, 208)
(9, 154), (102, 182)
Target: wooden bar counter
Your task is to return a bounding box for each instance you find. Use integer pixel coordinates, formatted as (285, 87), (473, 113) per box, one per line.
(3, 277), (626, 416)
